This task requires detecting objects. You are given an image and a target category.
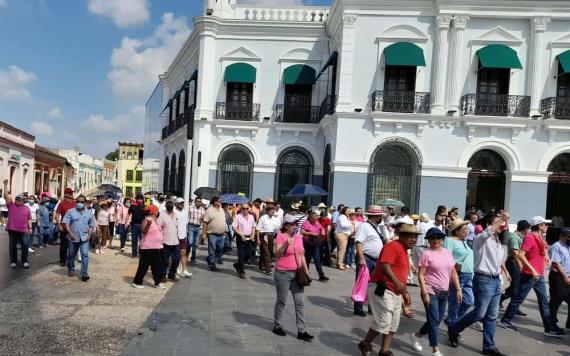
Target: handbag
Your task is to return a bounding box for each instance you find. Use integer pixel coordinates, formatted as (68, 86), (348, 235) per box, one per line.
(293, 237), (312, 287)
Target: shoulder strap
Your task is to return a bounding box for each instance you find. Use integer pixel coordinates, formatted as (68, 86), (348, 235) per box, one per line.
(368, 221), (387, 244)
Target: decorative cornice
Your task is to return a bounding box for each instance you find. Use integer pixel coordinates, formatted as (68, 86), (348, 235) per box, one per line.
(504, 170), (550, 183)
(452, 15), (469, 30)
(436, 16), (452, 29)
(421, 166), (471, 179)
(343, 15), (357, 27)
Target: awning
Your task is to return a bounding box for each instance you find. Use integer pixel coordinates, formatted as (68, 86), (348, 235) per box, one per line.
(189, 69), (198, 82)
(283, 64), (316, 85)
(384, 42), (426, 67)
(316, 51), (338, 80)
(557, 50), (570, 75)
(476, 44), (522, 69)
(223, 63), (256, 83)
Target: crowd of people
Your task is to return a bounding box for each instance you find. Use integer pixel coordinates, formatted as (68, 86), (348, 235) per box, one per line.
(3, 189), (569, 355)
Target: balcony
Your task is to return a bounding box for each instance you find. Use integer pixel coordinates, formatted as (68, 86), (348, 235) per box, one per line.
(161, 127), (168, 140)
(215, 102), (260, 121)
(175, 113), (184, 129)
(541, 97), (570, 120)
(461, 94), (530, 117)
(318, 95), (336, 121)
(275, 104), (320, 123)
(371, 90), (430, 114)
(168, 121), (175, 135)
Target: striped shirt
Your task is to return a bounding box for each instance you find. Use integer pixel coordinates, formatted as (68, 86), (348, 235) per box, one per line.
(188, 205), (205, 226)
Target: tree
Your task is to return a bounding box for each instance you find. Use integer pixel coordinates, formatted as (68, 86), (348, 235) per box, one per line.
(105, 149), (119, 161)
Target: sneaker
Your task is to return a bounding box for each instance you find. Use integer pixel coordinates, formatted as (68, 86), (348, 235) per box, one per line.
(131, 283), (145, 289)
(28, 247), (34, 253)
(499, 321), (518, 331)
(353, 310), (367, 317)
(153, 283), (166, 289)
(23, 262), (29, 269)
(239, 272), (246, 279)
(409, 333), (423, 352)
(167, 276), (180, 283)
(272, 327), (286, 336)
(544, 329), (565, 338)
(318, 276), (330, 282)
(515, 310), (527, 316)
(95, 249), (100, 255)
(81, 275), (90, 282)
(448, 328), (459, 348)
(120, 247), (125, 252)
(182, 270), (193, 278)
(10, 262), (16, 268)
(470, 322), (483, 331)
(482, 348), (508, 356)
(297, 331), (314, 342)
(68, 271), (75, 277)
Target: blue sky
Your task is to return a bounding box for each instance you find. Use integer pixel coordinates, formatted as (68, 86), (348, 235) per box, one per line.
(0, 0), (331, 157)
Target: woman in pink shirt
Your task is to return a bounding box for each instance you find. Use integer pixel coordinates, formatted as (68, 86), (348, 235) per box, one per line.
(116, 198), (131, 252)
(272, 214), (313, 342)
(132, 205), (164, 289)
(409, 227), (461, 356)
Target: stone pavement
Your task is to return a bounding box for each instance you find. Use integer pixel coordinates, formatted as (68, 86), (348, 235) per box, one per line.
(123, 249), (569, 356)
(0, 235), (170, 355)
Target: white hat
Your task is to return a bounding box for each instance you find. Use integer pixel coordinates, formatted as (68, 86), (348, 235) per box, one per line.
(392, 216), (414, 226)
(317, 203), (327, 209)
(282, 214), (299, 224)
(175, 197), (185, 203)
(529, 216), (551, 227)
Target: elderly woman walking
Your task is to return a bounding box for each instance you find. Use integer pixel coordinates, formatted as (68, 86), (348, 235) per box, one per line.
(335, 207), (353, 270)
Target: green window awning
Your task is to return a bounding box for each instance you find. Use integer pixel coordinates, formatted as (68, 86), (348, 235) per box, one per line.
(557, 50), (570, 75)
(476, 44), (522, 69)
(283, 65), (316, 85)
(316, 51), (338, 80)
(384, 42), (426, 67)
(223, 63), (256, 83)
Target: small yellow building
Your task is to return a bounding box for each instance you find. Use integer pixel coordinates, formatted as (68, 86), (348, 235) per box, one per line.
(117, 142), (144, 197)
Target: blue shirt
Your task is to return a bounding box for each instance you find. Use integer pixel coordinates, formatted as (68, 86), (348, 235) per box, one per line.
(62, 208), (96, 242)
(37, 205), (50, 227)
(331, 211), (340, 224)
(549, 241), (570, 275)
(444, 237), (474, 273)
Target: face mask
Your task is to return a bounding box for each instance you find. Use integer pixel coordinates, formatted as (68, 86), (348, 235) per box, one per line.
(125, 202), (131, 208)
(29, 201), (35, 206)
(136, 199), (143, 205)
(76, 203), (85, 210)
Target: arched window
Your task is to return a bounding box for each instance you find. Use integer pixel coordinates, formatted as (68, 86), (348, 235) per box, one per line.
(217, 144), (254, 197)
(163, 156), (170, 193)
(367, 142), (421, 211)
(276, 148), (314, 206)
(178, 150), (186, 196)
(466, 149), (506, 214)
(170, 153), (177, 193)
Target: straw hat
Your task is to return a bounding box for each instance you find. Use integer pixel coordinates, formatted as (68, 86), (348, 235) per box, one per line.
(399, 224), (420, 235)
(449, 218), (469, 234)
(290, 202), (300, 210)
(364, 205), (385, 216)
(317, 203), (327, 209)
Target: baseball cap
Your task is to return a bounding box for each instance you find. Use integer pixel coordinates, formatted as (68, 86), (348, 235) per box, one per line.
(64, 188), (74, 195)
(560, 228), (570, 237)
(15, 194), (24, 201)
(529, 216), (551, 227)
(175, 197), (185, 203)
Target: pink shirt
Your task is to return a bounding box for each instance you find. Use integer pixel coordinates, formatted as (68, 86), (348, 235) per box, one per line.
(7, 202), (31, 233)
(301, 220), (322, 242)
(116, 205), (130, 225)
(275, 232), (304, 271)
(140, 219), (163, 249)
(158, 213), (179, 246)
(419, 248), (455, 294)
(232, 213), (256, 238)
(521, 232), (548, 276)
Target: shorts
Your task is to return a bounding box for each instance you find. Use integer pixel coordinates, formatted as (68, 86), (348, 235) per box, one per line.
(179, 238), (187, 250)
(368, 285), (402, 334)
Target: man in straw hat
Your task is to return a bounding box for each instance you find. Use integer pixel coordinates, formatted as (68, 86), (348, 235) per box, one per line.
(354, 205), (387, 317)
(358, 224), (419, 356)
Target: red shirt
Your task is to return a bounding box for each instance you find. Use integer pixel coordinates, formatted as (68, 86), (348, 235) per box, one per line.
(57, 200), (76, 229)
(521, 232), (548, 276)
(369, 240), (410, 295)
(318, 217), (331, 241)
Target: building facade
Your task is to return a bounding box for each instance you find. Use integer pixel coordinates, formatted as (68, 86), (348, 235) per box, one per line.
(33, 145), (67, 197)
(151, 0), (570, 223)
(103, 159), (118, 185)
(143, 83), (164, 194)
(56, 148), (81, 193)
(77, 153), (103, 195)
(117, 142), (144, 198)
(0, 121), (35, 196)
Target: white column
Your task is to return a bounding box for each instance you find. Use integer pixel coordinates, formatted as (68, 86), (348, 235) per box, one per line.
(445, 16), (469, 114)
(195, 29), (217, 120)
(528, 17), (551, 116)
(430, 16), (452, 115)
(335, 15), (357, 112)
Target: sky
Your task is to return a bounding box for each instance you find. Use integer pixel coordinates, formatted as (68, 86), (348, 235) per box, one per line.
(0, 0), (332, 158)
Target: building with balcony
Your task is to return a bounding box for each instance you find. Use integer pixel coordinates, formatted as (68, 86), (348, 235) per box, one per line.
(33, 145), (68, 197)
(0, 121), (35, 196)
(150, 0), (570, 223)
(117, 142), (144, 198)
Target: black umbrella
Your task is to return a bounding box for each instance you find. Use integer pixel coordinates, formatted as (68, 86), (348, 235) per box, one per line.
(193, 187), (221, 200)
(144, 191), (159, 196)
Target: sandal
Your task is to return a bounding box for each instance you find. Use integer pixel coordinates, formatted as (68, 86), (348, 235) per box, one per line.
(402, 305), (415, 318)
(358, 341), (372, 356)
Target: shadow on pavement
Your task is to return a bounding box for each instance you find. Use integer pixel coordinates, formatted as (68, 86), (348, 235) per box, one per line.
(233, 310), (274, 330)
(307, 295), (353, 317)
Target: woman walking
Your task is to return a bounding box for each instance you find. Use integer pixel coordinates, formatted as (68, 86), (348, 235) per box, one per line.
(95, 200), (111, 254)
(107, 201), (117, 249)
(409, 227), (461, 356)
(335, 207), (352, 270)
(116, 198), (131, 253)
(132, 205), (165, 289)
(272, 214), (314, 342)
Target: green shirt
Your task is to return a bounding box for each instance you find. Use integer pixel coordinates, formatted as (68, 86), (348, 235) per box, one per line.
(507, 232), (523, 258)
(444, 238), (474, 273)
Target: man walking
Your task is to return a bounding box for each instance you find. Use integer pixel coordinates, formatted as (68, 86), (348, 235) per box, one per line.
(128, 194), (146, 257)
(232, 203), (257, 279)
(354, 205), (386, 317)
(188, 197), (205, 264)
(500, 220), (530, 311)
(548, 228), (570, 330)
(257, 205), (279, 274)
(500, 216), (564, 337)
(158, 200), (180, 283)
(202, 196), (226, 271)
(7, 194), (32, 268)
(63, 195), (96, 281)
(54, 188), (76, 266)
(174, 197), (192, 278)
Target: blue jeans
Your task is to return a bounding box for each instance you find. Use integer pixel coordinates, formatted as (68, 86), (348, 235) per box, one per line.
(161, 244), (180, 279)
(501, 274), (559, 332)
(67, 240), (89, 277)
(304, 242), (324, 278)
(207, 234), (224, 267)
(117, 224), (128, 249)
(130, 223), (142, 257)
(344, 240), (355, 265)
(187, 224), (201, 261)
(447, 272), (474, 325)
(38, 225), (50, 246)
(354, 254), (377, 313)
(420, 291), (449, 347)
(501, 258), (521, 305)
(449, 274), (501, 350)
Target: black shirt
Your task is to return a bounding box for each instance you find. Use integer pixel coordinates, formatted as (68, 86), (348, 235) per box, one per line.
(129, 204), (145, 224)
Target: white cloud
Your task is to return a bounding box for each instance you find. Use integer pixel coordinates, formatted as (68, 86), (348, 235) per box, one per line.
(88, 0), (150, 28)
(108, 13), (190, 103)
(48, 107), (63, 119)
(82, 105), (144, 134)
(31, 121), (54, 136)
(0, 0), (7, 8)
(0, 65), (37, 101)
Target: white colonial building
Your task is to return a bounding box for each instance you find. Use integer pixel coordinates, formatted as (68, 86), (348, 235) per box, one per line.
(147, 0), (570, 223)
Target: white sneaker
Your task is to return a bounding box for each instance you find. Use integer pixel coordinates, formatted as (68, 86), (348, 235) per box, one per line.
(120, 247), (125, 252)
(28, 247), (34, 253)
(131, 283), (145, 289)
(23, 262), (29, 269)
(99, 249), (104, 254)
(409, 333), (423, 352)
(10, 263), (16, 268)
(153, 283), (166, 289)
(433, 351), (443, 356)
(95, 249), (100, 255)
(182, 270), (193, 278)
(77, 255), (82, 262)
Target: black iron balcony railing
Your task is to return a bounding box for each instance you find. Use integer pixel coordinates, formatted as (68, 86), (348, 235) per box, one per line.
(461, 94), (530, 117)
(371, 90), (430, 113)
(175, 113), (184, 129)
(161, 126), (168, 140)
(168, 120), (175, 135)
(215, 102), (260, 121)
(161, 105), (196, 140)
(318, 94), (336, 121)
(185, 105), (196, 140)
(541, 97), (570, 120)
(275, 104), (321, 123)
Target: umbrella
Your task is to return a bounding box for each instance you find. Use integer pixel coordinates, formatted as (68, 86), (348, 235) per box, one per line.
(84, 184), (122, 197)
(194, 187), (221, 200)
(286, 184), (328, 197)
(220, 193), (249, 204)
(144, 191), (159, 196)
(376, 198), (405, 208)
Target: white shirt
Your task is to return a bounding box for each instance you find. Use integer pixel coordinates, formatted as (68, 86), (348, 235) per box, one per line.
(473, 228), (505, 276)
(28, 203), (40, 222)
(466, 222), (476, 242)
(276, 208), (284, 226)
(0, 197), (7, 212)
(355, 221), (384, 259)
(336, 214), (353, 235)
(256, 214), (280, 233)
(174, 208), (188, 240)
(416, 221), (433, 247)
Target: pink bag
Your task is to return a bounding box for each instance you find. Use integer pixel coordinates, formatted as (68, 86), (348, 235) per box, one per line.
(351, 265), (370, 303)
